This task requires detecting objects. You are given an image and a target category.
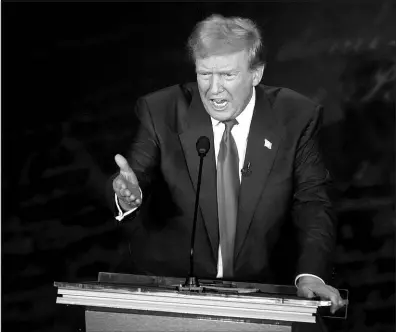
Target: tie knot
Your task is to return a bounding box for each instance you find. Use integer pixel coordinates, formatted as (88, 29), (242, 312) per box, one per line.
(223, 119), (238, 133)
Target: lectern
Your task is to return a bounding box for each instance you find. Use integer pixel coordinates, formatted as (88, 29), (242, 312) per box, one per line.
(55, 272), (345, 332)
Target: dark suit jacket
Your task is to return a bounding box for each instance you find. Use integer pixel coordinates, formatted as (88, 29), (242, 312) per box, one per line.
(108, 82), (336, 284)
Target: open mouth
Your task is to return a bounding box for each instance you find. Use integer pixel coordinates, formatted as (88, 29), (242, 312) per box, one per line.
(210, 99), (228, 110)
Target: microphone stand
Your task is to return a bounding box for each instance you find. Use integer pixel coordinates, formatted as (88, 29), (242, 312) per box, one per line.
(183, 152), (205, 290)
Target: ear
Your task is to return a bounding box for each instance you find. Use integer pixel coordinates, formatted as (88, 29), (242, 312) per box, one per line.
(252, 64), (265, 86)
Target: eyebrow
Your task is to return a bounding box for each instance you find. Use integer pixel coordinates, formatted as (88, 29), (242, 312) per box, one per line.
(196, 69), (239, 74)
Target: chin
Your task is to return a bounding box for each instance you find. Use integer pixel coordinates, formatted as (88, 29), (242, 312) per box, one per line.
(210, 111), (232, 121)
(203, 103), (235, 121)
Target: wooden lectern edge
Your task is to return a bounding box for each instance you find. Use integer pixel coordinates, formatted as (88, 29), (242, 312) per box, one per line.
(95, 272), (350, 314)
(53, 272), (333, 308)
(93, 272), (332, 307)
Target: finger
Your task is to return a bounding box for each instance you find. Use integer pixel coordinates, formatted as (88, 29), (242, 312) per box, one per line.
(115, 154), (133, 174)
(308, 284), (335, 299)
(115, 182), (133, 198)
(120, 188), (131, 197)
(329, 293), (340, 314)
(340, 298), (349, 307)
(119, 191), (140, 203)
(118, 198), (139, 210)
(128, 192), (142, 202)
(314, 287), (343, 314)
(297, 283), (347, 314)
(114, 178), (126, 190)
(327, 285), (341, 297)
(297, 286), (315, 299)
(115, 154), (139, 186)
(333, 297), (348, 312)
(330, 298), (345, 314)
(113, 185), (124, 197)
(121, 195), (141, 207)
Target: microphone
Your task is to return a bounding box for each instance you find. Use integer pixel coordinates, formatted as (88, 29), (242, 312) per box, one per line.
(183, 136), (210, 290)
(196, 136), (210, 156)
(241, 161), (252, 177)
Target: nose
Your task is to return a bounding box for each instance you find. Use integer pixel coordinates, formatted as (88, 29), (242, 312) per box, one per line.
(209, 74), (224, 94)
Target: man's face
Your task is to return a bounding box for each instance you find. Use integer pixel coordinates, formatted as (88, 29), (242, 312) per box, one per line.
(196, 50), (264, 122)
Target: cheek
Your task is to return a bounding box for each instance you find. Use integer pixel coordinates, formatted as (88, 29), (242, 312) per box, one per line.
(226, 81), (244, 96)
(231, 84), (250, 101)
(197, 80), (209, 93)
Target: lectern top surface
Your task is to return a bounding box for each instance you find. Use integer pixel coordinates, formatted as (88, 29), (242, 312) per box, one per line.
(55, 273), (348, 322)
(54, 272), (332, 308)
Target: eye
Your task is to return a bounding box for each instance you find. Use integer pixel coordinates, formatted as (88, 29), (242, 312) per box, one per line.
(198, 72), (211, 79)
(224, 73), (236, 78)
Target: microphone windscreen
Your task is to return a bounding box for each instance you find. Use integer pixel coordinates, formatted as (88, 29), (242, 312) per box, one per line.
(196, 136), (210, 156)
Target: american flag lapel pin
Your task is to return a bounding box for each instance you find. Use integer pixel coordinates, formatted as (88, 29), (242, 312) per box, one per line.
(264, 139), (272, 150)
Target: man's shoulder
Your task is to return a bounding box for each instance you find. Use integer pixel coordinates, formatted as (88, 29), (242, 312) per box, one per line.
(260, 84), (319, 109)
(259, 84), (322, 121)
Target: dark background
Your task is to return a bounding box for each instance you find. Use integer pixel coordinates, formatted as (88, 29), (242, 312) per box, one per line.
(2, 1), (395, 331)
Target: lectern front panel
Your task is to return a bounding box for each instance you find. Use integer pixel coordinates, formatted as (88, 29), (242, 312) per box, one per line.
(85, 309), (292, 332)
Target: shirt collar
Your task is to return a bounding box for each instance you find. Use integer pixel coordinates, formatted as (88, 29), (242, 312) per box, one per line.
(210, 87), (256, 129)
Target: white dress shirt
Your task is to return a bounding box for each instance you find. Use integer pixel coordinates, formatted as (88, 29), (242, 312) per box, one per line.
(115, 87), (324, 286)
(211, 88), (256, 278)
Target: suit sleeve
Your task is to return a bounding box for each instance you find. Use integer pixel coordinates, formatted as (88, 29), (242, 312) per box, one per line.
(291, 105), (336, 282)
(106, 97), (160, 221)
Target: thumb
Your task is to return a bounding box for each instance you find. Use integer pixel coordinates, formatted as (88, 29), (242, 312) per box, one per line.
(115, 154), (132, 172)
(114, 154), (138, 185)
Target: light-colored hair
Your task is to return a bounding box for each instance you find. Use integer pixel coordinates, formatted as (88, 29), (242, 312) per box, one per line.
(187, 14), (265, 70)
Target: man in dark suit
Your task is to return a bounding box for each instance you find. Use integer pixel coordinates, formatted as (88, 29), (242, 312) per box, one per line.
(109, 14), (345, 313)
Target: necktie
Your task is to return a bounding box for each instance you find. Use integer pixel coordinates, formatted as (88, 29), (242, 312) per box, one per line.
(217, 119), (239, 279)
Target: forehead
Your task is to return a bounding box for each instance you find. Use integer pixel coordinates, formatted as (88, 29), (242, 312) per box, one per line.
(195, 50), (249, 71)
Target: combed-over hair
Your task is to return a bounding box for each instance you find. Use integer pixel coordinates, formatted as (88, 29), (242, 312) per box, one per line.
(187, 14), (265, 69)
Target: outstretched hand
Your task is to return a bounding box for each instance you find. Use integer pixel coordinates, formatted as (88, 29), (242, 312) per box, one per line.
(297, 276), (348, 314)
(112, 154), (142, 210)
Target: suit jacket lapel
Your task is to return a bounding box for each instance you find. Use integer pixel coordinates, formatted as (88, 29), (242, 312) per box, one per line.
(178, 88), (219, 261)
(235, 86), (282, 259)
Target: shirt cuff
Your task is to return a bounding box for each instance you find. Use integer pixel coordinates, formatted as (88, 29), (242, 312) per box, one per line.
(295, 273), (325, 287)
(114, 188), (142, 222)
